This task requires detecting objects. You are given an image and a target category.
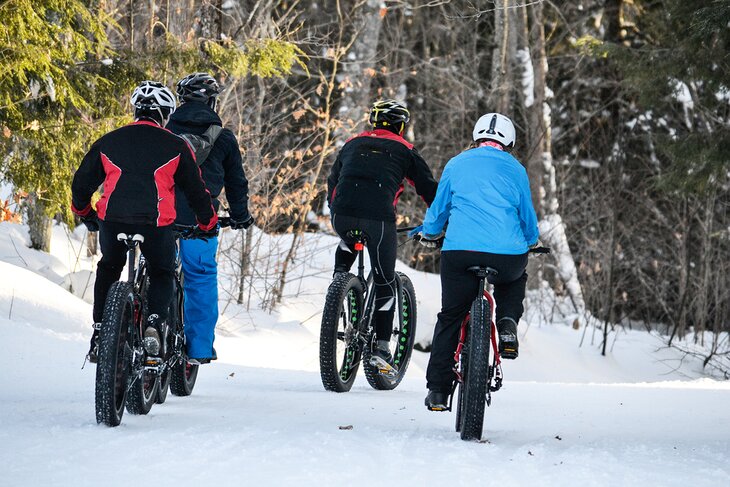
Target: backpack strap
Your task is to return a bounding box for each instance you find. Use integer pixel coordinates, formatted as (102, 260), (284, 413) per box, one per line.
(180, 124), (225, 166)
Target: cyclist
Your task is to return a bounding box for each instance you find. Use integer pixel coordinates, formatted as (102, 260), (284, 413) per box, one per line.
(412, 112), (539, 410)
(72, 81), (218, 363)
(166, 72), (253, 365)
(327, 99), (438, 375)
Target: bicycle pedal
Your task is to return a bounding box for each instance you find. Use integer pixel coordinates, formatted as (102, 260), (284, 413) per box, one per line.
(369, 356), (397, 378)
(500, 348), (518, 360)
(145, 357), (163, 366)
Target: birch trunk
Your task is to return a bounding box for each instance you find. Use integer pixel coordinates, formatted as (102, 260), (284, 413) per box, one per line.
(526, 2), (586, 316)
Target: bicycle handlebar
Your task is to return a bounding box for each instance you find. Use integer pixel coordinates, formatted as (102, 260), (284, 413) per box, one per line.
(529, 246), (551, 254)
(173, 217), (232, 240)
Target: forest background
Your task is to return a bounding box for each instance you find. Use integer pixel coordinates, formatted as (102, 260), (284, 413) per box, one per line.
(1, 0), (728, 374)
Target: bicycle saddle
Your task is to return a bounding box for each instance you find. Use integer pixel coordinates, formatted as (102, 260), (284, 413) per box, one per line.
(116, 233), (145, 243)
(466, 266), (499, 278)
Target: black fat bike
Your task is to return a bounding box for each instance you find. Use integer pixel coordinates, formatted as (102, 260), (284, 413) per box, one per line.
(319, 228), (417, 392)
(94, 222), (225, 426)
(450, 247), (550, 441)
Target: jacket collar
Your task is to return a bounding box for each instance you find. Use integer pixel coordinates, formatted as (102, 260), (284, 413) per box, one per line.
(356, 128), (414, 150)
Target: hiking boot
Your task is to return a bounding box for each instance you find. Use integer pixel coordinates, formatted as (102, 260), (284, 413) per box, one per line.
(86, 323), (101, 364)
(368, 340), (397, 378)
(424, 390), (450, 411)
(143, 314), (166, 357)
(187, 347), (217, 366)
(497, 317), (519, 359)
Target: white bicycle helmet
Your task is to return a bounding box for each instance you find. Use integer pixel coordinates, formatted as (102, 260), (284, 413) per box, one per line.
(472, 112), (516, 148)
(130, 81), (177, 124)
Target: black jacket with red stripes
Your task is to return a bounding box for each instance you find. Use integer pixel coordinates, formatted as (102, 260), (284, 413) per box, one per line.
(71, 120), (217, 230)
(327, 129), (438, 221)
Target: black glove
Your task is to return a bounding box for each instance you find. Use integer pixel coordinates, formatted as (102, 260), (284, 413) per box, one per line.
(192, 224), (220, 240)
(80, 210), (99, 232)
(230, 214), (254, 230)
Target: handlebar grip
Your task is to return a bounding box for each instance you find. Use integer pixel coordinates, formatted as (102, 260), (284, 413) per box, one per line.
(529, 246), (551, 254)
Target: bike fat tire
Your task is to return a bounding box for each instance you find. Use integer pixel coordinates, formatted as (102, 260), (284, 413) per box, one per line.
(364, 272), (417, 390)
(95, 282), (135, 426)
(155, 281), (180, 404)
(170, 359), (199, 397)
(319, 273), (364, 392)
(169, 273), (199, 396)
(459, 297), (491, 441)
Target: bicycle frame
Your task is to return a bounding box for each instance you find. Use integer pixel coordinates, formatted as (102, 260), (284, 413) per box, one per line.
(452, 272), (503, 409)
(349, 232), (405, 356)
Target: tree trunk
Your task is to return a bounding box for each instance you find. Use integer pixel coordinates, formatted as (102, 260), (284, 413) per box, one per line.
(488, 0), (517, 113)
(333, 0), (385, 143)
(523, 2), (586, 316)
(25, 192), (52, 252)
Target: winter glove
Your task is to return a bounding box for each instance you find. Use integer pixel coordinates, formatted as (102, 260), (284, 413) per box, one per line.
(408, 225), (423, 238)
(80, 210), (99, 232)
(192, 223), (220, 241)
(529, 239), (542, 249)
(230, 214), (254, 230)
(417, 232), (444, 249)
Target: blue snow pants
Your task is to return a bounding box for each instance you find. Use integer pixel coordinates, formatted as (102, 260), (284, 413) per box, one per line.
(179, 237), (219, 359)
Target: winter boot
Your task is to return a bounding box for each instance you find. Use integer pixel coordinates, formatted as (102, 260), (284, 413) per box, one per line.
(86, 323), (101, 364)
(368, 339), (397, 378)
(497, 317), (519, 359)
(424, 390), (450, 411)
(143, 314), (166, 357)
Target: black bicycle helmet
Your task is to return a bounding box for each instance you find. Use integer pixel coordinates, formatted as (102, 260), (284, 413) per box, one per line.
(130, 80), (177, 125)
(369, 99), (410, 133)
(176, 72), (221, 106)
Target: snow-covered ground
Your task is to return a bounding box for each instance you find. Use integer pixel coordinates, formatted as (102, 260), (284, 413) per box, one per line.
(1, 221), (728, 486)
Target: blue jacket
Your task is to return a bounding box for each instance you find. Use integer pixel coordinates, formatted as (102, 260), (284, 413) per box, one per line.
(422, 146), (539, 254)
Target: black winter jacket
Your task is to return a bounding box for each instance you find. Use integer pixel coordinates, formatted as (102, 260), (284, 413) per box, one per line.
(327, 129), (438, 221)
(166, 101), (250, 225)
(71, 121), (217, 229)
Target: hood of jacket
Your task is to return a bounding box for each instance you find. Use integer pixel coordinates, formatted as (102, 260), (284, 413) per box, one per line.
(168, 100), (222, 129)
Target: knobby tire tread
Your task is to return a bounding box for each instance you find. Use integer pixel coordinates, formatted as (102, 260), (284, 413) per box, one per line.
(364, 272), (417, 390)
(170, 278), (198, 397)
(319, 273), (363, 392)
(460, 298), (491, 441)
(95, 282), (134, 427)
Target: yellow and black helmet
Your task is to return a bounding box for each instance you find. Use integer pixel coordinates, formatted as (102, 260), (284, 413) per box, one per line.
(369, 99), (410, 130)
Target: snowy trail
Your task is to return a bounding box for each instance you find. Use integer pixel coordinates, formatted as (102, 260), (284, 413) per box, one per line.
(2, 321), (729, 487)
(1, 224), (729, 486)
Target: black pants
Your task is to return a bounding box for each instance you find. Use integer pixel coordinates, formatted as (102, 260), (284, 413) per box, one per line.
(426, 250), (528, 392)
(93, 221), (176, 323)
(332, 214), (397, 341)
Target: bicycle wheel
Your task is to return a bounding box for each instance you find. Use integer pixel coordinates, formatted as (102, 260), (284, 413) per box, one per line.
(459, 297), (491, 441)
(364, 272), (417, 390)
(319, 273), (364, 392)
(155, 286), (179, 404)
(169, 273), (199, 396)
(95, 282), (135, 427)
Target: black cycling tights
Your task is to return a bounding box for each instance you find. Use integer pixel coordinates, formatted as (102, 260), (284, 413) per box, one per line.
(93, 221), (176, 323)
(332, 214), (397, 342)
